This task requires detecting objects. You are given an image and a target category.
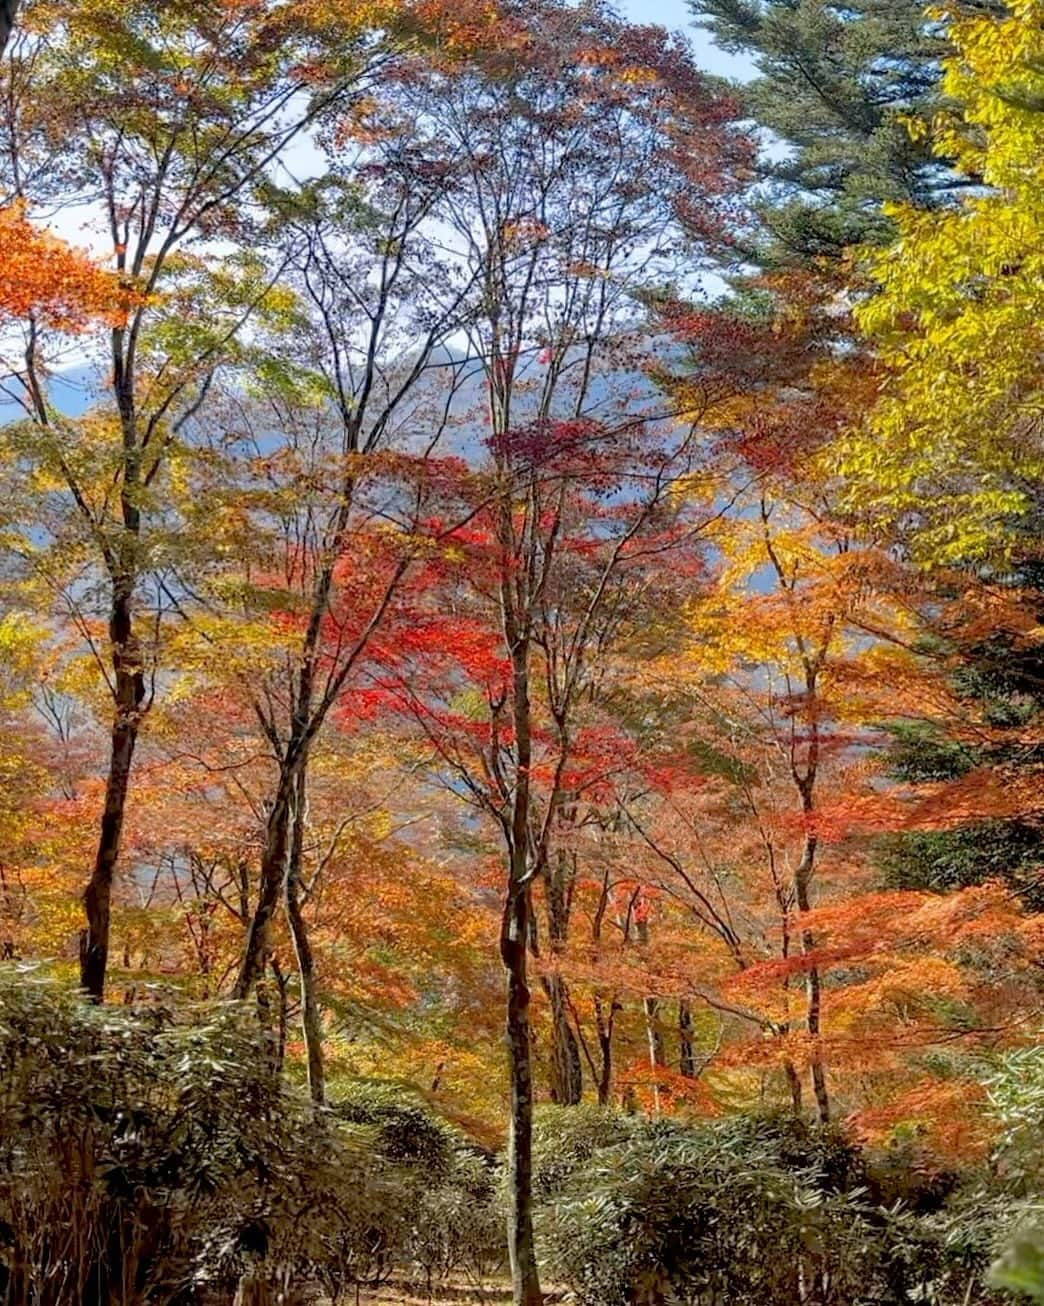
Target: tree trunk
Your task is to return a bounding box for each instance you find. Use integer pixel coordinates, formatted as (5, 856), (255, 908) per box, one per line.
(785, 1060), (804, 1114)
(542, 849), (581, 1104)
(636, 917), (665, 1107)
(643, 996), (665, 1066)
(501, 884), (543, 1306)
(0, 0), (19, 54)
(678, 1000), (697, 1078)
(795, 834), (829, 1123)
(544, 972), (582, 1104)
(286, 765), (325, 1104)
(80, 583), (145, 1002)
(594, 994), (616, 1106)
(234, 1270), (273, 1306)
(270, 959), (290, 1072)
(234, 765), (296, 999)
(630, 1274), (668, 1306)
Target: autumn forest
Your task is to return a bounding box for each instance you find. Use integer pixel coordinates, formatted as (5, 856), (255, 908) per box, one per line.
(0, 0), (1041, 1302)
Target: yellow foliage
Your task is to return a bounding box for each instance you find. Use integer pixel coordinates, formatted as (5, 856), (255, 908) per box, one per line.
(838, 0), (1044, 563)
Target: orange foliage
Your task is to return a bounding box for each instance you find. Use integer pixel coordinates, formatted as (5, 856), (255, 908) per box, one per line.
(0, 202), (132, 330)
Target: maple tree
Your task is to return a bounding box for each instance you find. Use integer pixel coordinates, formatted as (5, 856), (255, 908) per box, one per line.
(313, 10), (749, 1299)
(0, 204), (127, 333)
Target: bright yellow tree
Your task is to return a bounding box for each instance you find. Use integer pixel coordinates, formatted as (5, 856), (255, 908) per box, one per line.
(839, 0), (1044, 564)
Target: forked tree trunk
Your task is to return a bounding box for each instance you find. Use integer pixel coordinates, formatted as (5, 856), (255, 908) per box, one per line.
(235, 764), (297, 999)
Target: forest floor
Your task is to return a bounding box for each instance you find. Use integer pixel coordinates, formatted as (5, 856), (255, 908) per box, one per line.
(353, 1287), (511, 1304)
(356, 1293), (511, 1304)
(353, 1278), (565, 1304)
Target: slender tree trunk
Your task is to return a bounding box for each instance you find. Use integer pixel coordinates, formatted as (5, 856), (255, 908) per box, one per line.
(285, 765), (325, 1104)
(80, 582), (145, 1001)
(271, 959), (291, 1072)
(591, 871), (617, 1107)
(501, 884), (543, 1306)
(643, 996), (665, 1066)
(81, 315), (149, 1002)
(785, 1061), (804, 1114)
(678, 1000), (697, 1078)
(636, 916), (665, 1107)
(255, 965), (277, 1067)
(542, 848), (581, 1104)
(500, 584), (542, 1305)
(795, 833), (829, 1123)
(642, 995), (665, 1112)
(594, 993), (616, 1106)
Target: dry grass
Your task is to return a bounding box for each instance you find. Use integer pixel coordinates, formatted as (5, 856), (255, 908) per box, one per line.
(350, 1278), (567, 1305)
(350, 1283), (512, 1305)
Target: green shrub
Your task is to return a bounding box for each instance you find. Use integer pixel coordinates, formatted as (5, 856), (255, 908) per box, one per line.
(990, 1213), (1044, 1302)
(0, 971), (386, 1304)
(330, 1081), (459, 1173)
(329, 1080), (503, 1291)
(533, 1110), (1006, 1306)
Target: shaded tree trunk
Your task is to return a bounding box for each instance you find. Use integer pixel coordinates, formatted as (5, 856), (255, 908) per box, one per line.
(594, 992), (618, 1106)
(630, 1274), (668, 1306)
(285, 764), (325, 1104)
(234, 1269), (273, 1306)
(80, 580), (145, 1001)
(679, 1000), (697, 1078)
(500, 575), (543, 1306)
(544, 973), (582, 1104)
(0, 0), (19, 54)
(502, 883), (543, 1306)
(234, 764), (297, 999)
(785, 1061), (804, 1114)
(591, 868), (618, 1107)
(542, 847), (581, 1104)
(271, 958), (290, 1072)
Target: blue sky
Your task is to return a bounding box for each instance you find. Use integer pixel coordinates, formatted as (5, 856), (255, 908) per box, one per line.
(616, 0), (755, 79)
(619, 0), (693, 27)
